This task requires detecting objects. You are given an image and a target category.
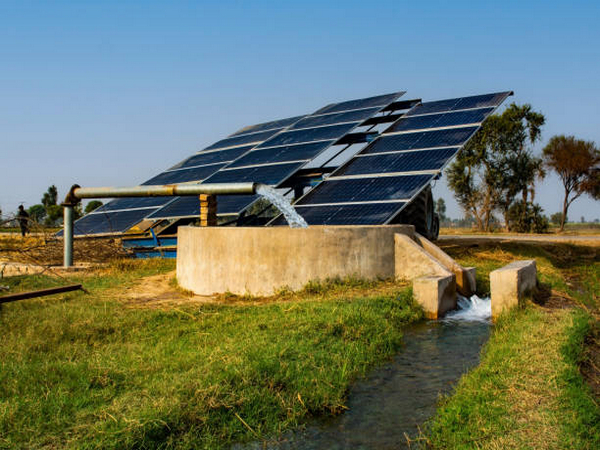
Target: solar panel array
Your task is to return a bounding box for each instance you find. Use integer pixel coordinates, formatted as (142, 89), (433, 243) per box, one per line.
(271, 92), (512, 225)
(71, 90), (511, 235)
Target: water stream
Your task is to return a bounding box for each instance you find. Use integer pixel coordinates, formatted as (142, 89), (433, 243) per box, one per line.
(256, 184), (308, 228)
(236, 296), (492, 449)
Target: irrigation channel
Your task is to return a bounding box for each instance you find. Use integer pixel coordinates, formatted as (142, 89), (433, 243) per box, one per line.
(236, 296), (492, 449)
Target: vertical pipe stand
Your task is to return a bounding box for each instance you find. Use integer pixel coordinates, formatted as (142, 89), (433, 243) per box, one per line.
(63, 205), (74, 267)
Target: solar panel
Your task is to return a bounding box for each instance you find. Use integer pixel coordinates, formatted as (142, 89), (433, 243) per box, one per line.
(71, 90), (510, 235)
(278, 91), (512, 226)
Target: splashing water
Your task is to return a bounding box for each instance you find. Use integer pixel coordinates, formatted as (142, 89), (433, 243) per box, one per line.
(256, 184), (308, 228)
(443, 294), (491, 322)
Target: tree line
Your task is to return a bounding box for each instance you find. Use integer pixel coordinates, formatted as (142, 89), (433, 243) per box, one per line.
(445, 103), (599, 232)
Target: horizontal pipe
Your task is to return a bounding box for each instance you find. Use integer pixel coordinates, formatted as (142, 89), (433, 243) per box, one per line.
(0, 284), (83, 304)
(71, 182), (258, 199)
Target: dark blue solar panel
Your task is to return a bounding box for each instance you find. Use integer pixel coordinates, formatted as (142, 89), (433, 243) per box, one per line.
(147, 194), (259, 218)
(204, 162), (304, 185)
(227, 141), (332, 168)
(337, 148), (458, 176)
(453, 92), (511, 110)
(231, 116), (305, 137)
(298, 175), (432, 205)
(95, 197), (173, 212)
(203, 129), (281, 151)
(387, 108), (493, 133)
(271, 202), (404, 226)
(362, 127), (478, 154)
(142, 164), (226, 185)
(257, 123), (357, 148)
(168, 146), (253, 170)
(315, 93), (403, 115)
(73, 208), (155, 235)
(290, 108), (380, 130)
(406, 92), (510, 116)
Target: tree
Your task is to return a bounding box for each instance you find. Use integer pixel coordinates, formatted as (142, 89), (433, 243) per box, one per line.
(27, 204), (46, 224)
(42, 185), (58, 208)
(435, 198), (448, 225)
(85, 200), (103, 214)
(542, 135), (600, 231)
(447, 103), (545, 231)
(550, 212), (567, 226)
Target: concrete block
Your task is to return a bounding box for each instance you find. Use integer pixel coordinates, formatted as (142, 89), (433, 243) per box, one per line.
(490, 260), (537, 319)
(394, 234), (452, 281)
(413, 233), (476, 296)
(177, 225), (414, 296)
(413, 274), (457, 319)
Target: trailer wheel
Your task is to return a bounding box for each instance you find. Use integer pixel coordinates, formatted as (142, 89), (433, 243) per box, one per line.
(392, 185), (439, 241)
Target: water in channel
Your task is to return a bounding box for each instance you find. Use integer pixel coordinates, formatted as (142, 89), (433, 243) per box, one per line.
(255, 184), (308, 228)
(236, 296), (491, 450)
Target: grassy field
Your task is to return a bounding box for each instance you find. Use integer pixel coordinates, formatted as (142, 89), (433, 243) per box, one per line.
(423, 241), (600, 449)
(0, 260), (421, 449)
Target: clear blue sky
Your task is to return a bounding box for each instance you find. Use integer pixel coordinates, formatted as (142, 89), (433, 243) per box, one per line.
(1, 0), (599, 221)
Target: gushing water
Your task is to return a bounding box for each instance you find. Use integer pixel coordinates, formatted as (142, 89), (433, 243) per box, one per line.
(443, 294), (491, 322)
(256, 184), (308, 228)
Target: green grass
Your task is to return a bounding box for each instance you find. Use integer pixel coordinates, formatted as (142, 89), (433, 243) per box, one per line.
(0, 260), (421, 449)
(424, 242), (600, 449)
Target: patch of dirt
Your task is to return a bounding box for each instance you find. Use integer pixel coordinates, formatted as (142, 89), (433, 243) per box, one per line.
(581, 324), (600, 400)
(532, 283), (575, 311)
(122, 271), (216, 308)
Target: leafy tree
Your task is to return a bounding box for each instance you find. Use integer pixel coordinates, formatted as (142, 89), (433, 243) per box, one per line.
(542, 135), (600, 231)
(447, 103), (545, 231)
(27, 204), (46, 224)
(85, 200), (103, 214)
(435, 198), (448, 224)
(42, 185), (58, 208)
(507, 201), (549, 233)
(45, 204), (62, 226)
(550, 212), (567, 226)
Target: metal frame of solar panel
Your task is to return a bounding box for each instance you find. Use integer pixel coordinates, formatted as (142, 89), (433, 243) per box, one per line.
(71, 116), (305, 235)
(270, 92), (513, 226)
(147, 92), (406, 221)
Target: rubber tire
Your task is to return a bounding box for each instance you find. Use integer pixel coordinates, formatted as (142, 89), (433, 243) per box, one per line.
(392, 186), (438, 241)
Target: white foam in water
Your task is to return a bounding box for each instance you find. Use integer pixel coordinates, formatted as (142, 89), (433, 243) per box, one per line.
(256, 184), (308, 228)
(443, 295), (491, 322)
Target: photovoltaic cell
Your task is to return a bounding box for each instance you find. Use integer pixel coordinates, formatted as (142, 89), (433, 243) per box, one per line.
(387, 108), (493, 133)
(297, 175), (432, 205)
(230, 116), (305, 137)
(203, 129), (282, 151)
(168, 146), (254, 170)
(72, 208), (156, 235)
(257, 123), (357, 148)
(271, 202), (405, 226)
(361, 127), (478, 155)
(204, 162), (305, 185)
(406, 91), (511, 116)
(227, 142), (333, 168)
(336, 148), (459, 176)
(314, 92), (403, 115)
(289, 108), (380, 130)
(95, 197), (174, 213)
(142, 164), (227, 185)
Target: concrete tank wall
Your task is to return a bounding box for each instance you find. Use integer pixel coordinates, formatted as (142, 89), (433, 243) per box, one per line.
(177, 225), (414, 296)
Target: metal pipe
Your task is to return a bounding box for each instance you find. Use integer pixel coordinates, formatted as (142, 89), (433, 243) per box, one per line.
(0, 284), (83, 303)
(71, 182), (258, 199)
(63, 205), (74, 267)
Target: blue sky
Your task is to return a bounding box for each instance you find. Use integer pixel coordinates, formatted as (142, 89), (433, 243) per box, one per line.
(1, 0), (599, 221)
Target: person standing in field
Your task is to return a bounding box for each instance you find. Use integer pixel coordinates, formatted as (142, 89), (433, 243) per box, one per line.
(17, 205), (29, 237)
